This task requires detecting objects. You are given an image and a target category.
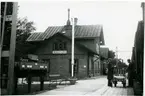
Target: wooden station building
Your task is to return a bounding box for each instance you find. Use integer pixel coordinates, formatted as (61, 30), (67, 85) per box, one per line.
(26, 12), (105, 79)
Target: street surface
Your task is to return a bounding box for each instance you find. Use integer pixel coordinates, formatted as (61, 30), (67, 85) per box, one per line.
(37, 76), (134, 95)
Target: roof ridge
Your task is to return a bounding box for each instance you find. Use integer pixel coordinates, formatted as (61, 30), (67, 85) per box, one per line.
(44, 25), (102, 27)
(75, 24), (102, 26)
(45, 25), (64, 27)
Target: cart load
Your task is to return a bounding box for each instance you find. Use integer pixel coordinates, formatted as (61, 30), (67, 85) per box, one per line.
(113, 67), (127, 87)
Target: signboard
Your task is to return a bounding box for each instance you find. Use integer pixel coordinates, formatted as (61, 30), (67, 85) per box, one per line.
(52, 50), (67, 54)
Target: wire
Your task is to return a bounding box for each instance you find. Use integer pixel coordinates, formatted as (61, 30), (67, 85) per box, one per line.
(117, 51), (132, 52)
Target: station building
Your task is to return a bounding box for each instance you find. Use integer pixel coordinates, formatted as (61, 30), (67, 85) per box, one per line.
(26, 16), (105, 79)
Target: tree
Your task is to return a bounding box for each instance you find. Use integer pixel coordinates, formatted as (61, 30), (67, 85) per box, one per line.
(16, 17), (36, 43)
(108, 50), (115, 59)
(117, 59), (128, 68)
(15, 17), (36, 60)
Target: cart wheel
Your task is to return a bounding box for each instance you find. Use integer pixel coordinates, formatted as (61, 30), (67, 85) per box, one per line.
(114, 83), (117, 87)
(123, 83), (126, 88)
(114, 81), (117, 87)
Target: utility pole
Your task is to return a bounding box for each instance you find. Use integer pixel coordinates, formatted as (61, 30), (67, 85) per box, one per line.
(0, 2), (18, 95)
(116, 47), (118, 67)
(142, 2), (145, 21)
(71, 17), (77, 77)
(116, 47), (118, 59)
(7, 2), (18, 95)
(0, 2), (7, 86)
(71, 18), (75, 77)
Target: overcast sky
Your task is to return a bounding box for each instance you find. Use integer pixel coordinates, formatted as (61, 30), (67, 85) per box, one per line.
(18, 1), (143, 64)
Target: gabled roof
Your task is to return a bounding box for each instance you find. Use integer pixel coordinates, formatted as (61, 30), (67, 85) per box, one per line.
(26, 25), (105, 45)
(73, 25), (102, 38)
(27, 32), (44, 41)
(48, 32), (99, 55)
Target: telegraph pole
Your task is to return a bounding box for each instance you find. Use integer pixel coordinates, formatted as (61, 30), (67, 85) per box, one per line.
(71, 17), (77, 77)
(0, 2), (18, 95)
(0, 2), (7, 85)
(7, 2), (18, 95)
(116, 47), (118, 67)
(71, 18), (75, 77)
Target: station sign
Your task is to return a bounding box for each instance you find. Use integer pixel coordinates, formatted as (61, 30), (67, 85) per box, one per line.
(52, 50), (67, 54)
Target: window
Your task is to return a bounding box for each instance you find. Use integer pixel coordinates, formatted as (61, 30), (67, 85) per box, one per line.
(53, 41), (67, 50)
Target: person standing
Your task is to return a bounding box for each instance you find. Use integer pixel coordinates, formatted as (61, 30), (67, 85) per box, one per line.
(107, 59), (114, 87)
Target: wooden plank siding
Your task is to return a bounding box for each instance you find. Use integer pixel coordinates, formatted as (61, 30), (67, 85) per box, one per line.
(31, 33), (94, 79)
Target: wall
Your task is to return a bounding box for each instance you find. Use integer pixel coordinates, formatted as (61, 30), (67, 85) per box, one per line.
(93, 55), (101, 76)
(76, 39), (96, 53)
(95, 38), (101, 75)
(76, 38), (102, 76)
(33, 34), (89, 79)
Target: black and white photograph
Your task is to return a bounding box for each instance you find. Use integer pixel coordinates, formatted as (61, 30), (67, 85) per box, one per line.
(0, 0), (144, 95)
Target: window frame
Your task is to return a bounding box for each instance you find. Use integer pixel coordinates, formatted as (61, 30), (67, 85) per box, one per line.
(53, 41), (67, 51)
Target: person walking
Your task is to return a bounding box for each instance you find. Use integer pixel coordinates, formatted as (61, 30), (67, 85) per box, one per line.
(107, 59), (114, 87)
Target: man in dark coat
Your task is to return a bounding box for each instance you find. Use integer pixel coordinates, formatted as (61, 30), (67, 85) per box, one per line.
(107, 59), (114, 87)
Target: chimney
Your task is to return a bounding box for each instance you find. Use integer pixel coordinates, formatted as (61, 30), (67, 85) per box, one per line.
(141, 2), (145, 21)
(63, 8), (72, 36)
(66, 8), (71, 25)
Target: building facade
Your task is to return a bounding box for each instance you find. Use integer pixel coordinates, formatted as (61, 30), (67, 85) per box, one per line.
(100, 47), (109, 75)
(131, 20), (144, 95)
(26, 19), (105, 79)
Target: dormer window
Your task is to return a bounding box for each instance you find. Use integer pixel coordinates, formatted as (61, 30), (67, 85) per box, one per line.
(53, 40), (67, 51)
(52, 40), (67, 54)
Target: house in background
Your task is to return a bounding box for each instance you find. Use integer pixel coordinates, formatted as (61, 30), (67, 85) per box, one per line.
(100, 47), (109, 75)
(26, 10), (105, 79)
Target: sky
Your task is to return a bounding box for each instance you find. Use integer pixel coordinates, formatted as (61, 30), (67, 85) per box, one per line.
(18, 1), (143, 64)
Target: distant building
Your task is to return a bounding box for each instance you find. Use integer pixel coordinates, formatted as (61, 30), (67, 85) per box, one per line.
(26, 10), (105, 79)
